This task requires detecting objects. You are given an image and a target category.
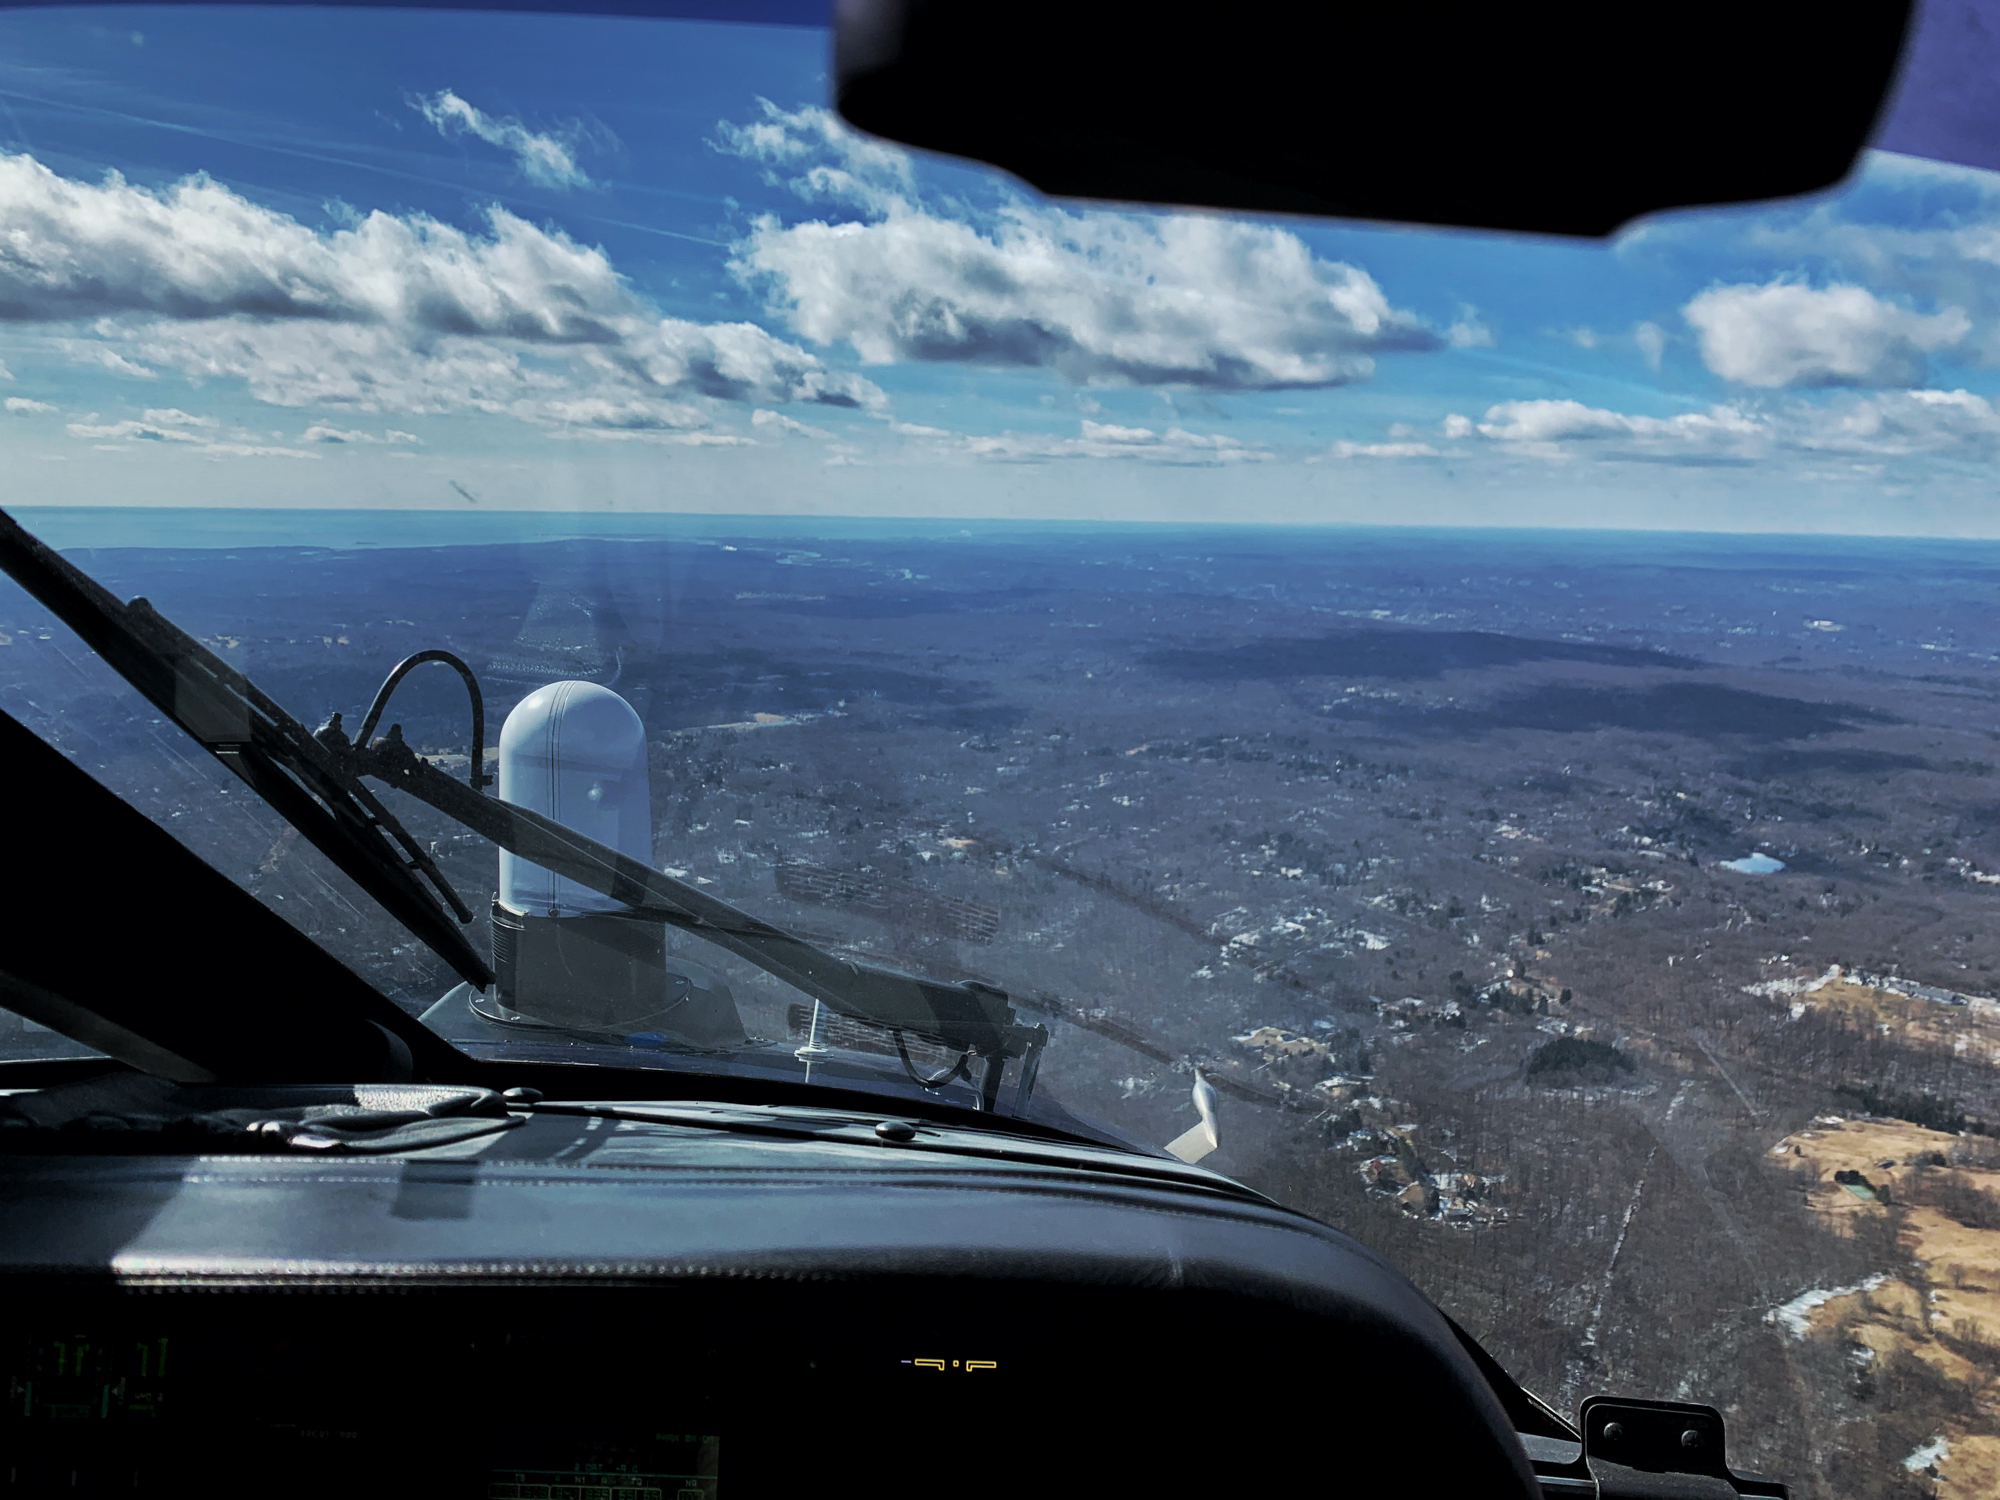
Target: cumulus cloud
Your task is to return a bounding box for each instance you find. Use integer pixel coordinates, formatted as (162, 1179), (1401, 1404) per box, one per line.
(0, 152), (880, 432)
(1446, 390), (1998, 466)
(713, 99), (913, 216)
(414, 91), (589, 190)
(1471, 398), (1760, 451)
(539, 396), (709, 433)
(301, 423), (419, 444)
(5, 396), (56, 414)
(1784, 387), (2000, 457)
(752, 408), (831, 439)
(67, 406), (215, 442)
(899, 417), (1267, 465)
(1446, 308), (1493, 349)
(64, 405), (317, 458)
(718, 102), (1438, 390)
(1669, 156), (2000, 367)
(1682, 281), (1969, 388)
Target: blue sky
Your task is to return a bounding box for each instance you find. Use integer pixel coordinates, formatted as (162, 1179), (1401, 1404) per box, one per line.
(0, 6), (1994, 534)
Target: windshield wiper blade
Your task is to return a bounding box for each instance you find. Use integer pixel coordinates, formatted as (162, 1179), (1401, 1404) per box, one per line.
(0, 506), (495, 991)
(349, 729), (1048, 1112)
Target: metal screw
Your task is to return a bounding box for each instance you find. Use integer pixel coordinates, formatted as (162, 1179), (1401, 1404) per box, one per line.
(1601, 1421), (1625, 1445)
(1681, 1429), (1704, 1450)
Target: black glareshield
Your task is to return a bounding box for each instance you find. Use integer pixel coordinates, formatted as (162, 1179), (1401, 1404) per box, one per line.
(833, 0), (1915, 237)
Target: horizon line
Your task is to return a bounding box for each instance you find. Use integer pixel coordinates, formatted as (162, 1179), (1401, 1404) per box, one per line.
(9, 505), (1999, 546)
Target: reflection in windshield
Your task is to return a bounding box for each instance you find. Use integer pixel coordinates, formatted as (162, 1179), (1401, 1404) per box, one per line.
(0, 8), (1996, 1495)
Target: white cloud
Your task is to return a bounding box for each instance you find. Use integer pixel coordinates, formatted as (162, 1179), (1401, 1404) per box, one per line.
(1441, 413), (1474, 439)
(61, 342), (155, 378)
(1446, 308), (1493, 349)
(1467, 398), (1766, 464)
(64, 405), (318, 458)
(549, 428), (756, 447)
(414, 90), (589, 190)
(66, 407), (214, 443)
(5, 396), (56, 414)
(301, 423), (420, 444)
(1328, 440), (1438, 458)
(1454, 390), (1999, 467)
(141, 407), (215, 428)
(0, 151), (880, 429)
(1633, 320), (1666, 371)
(540, 396), (709, 433)
(718, 102), (1438, 390)
(713, 98), (914, 217)
(1474, 399), (1756, 446)
(197, 442), (316, 459)
(1783, 387), (2000, 457)
(902, 417), (1267, 465)
(1709, 157), (2000, 366)
(751, 408), (831, 439)
(1682, 281), (1969, 388)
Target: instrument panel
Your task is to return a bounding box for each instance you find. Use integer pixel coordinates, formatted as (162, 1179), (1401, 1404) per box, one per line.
(2, 1282), (1365, 1499)
(0, 1119), (1543, 1498)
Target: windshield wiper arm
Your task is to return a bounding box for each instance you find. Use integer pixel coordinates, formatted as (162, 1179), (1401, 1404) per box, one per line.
(0, 506), (495, 991)
(0, 507), (1046, 1111)
(349, 728), (1049, 1112)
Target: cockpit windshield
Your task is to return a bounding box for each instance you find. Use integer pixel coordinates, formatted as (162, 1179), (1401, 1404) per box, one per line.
(1, 6), (1996, 1491)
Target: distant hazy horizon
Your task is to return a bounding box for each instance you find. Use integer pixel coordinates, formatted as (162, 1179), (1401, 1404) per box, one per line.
(16, 506), (2000, 557)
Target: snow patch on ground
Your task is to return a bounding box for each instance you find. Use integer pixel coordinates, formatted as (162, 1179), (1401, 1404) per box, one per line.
(1766, 1274), (1888, 1339)
(1901, 1437), (1948, 1473)
(1742, 965), (1840, 999)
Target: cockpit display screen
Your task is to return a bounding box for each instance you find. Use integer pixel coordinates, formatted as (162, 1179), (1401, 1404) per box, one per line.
(0, 1308), (732, 1500)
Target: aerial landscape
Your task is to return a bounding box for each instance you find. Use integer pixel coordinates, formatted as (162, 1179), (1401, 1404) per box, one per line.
(1, 513), (1994, 1497)
(0, 3), (1993, 1489)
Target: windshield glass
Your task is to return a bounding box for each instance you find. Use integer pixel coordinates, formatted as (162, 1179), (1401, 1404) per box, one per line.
(3, 5), (1997, 1488)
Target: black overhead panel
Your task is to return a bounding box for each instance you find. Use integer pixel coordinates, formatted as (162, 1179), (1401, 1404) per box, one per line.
(833, 0), (1917, 238)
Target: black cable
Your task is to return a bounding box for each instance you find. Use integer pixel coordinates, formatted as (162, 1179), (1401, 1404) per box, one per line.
(357, 650), (489, 790)
(894, 1030), (972, 1090)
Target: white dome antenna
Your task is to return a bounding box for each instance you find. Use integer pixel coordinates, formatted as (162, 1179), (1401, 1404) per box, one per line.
(489, 681), (742, 1048)
(498, 680), (651, 915)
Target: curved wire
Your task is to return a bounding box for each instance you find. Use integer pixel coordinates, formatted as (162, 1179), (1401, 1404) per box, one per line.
(357, 649), (489, 790)
(894, 1030), (973, 1091)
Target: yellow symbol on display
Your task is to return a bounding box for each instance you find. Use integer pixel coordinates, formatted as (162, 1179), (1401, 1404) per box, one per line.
(915, 1358), (946, 1372)
(966, 1361), (997, 1372)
